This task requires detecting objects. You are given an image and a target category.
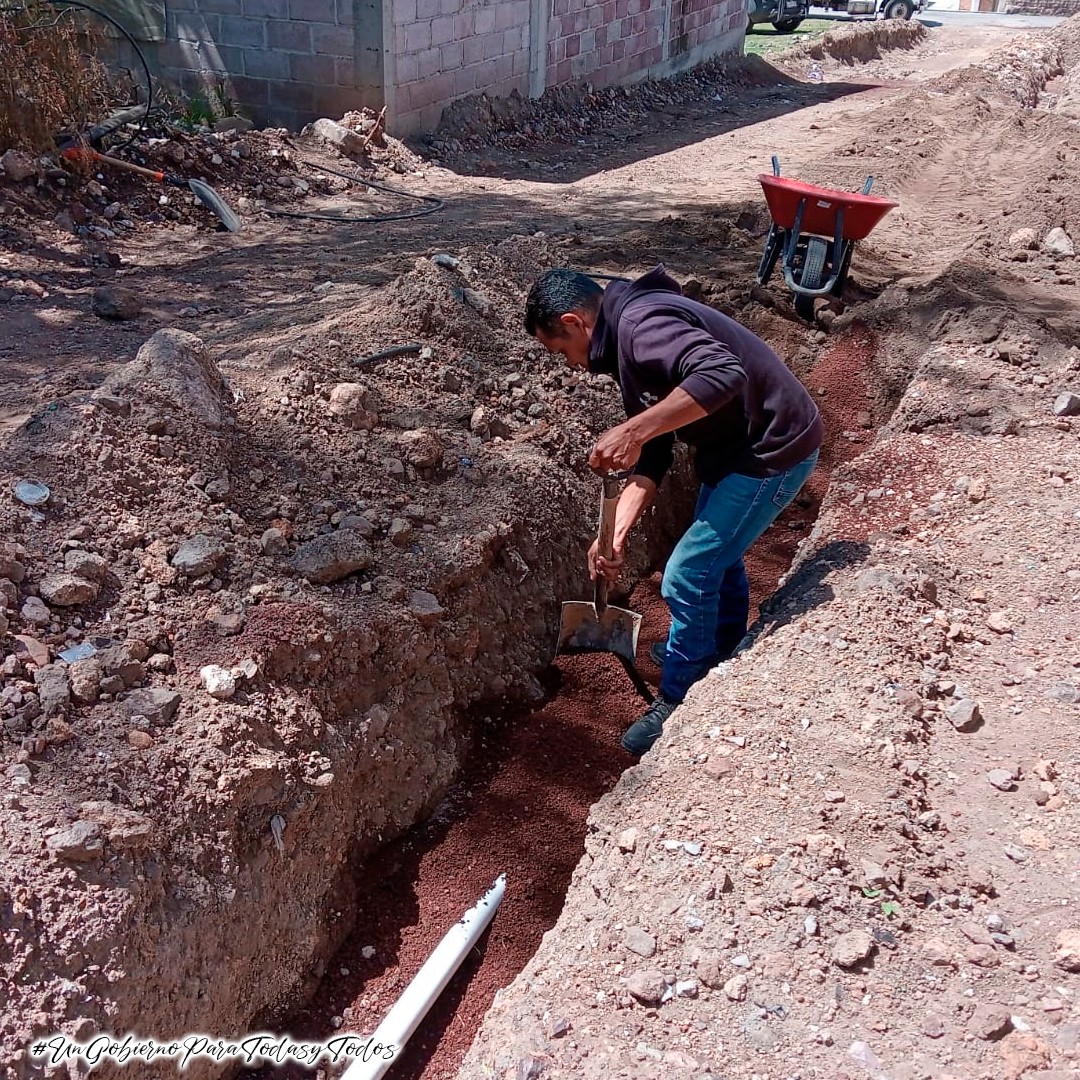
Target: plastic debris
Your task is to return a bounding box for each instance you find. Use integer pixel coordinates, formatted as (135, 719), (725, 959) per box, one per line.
(13, 480), (50, 506)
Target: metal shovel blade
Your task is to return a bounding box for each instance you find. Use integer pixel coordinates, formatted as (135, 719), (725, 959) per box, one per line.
(189, 178), (243, 232)
(557, 600), (642, 664)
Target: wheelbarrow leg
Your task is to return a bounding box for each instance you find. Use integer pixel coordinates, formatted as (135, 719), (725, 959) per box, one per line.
(756, 224), (783, 286)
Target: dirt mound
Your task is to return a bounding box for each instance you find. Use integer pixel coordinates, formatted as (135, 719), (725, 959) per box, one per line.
(429, 55), (794, 155)
(782, 18), (928, 69)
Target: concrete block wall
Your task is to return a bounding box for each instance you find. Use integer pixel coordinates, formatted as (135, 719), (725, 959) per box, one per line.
(152, 0), (372, 130)
(1005, 0), (1078, 13)
(146, 0), (744, 135)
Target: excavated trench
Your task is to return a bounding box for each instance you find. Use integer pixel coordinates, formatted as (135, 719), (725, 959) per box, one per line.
(245, 323), (882, 1080)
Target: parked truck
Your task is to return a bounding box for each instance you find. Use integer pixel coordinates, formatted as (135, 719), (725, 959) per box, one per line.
(747, 0), (922, 32)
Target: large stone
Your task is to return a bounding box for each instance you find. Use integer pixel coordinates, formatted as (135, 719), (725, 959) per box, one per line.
(625, 928), (656, 958)
(408, 590), (445, 625)
(33, 664), (70, 716)
(292, 530), (373, 584)
(1053, 392), (1080, 417)
(399, 428), (444, 470)
(1043, 227), (1075, 257)
(69, 658), (102, 704)
(309, 117), (368, 156)
(0, 149), (36, 182)
(39, 574), (99, 606)
(625, 969), (666, 1005)
(1007, 227), (1038, 250)
(945, 698), (982, 732)
(200, 664), (237, 700)
(1054, 928), (1080, 972)
(171, 535), (226, 577)
(832, 929), (875, 968)
(970, 1003), (1012, 1040)
(47, 821), (104, 862)
(91, 286), (143, 321)
(79, 801), (154, 849)
(64, 549), (109, 582)
(100, 329), (232, 430)
(328, 383), (377, 430)
(124, 687), (181, 725)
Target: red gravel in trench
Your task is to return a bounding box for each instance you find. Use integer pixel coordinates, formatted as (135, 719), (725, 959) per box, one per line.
(253, 326), (876, 1080)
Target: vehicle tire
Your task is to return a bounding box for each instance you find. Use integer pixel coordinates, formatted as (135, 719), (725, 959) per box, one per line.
(881, 0), (914, 19)
(771, 17), (803, 30)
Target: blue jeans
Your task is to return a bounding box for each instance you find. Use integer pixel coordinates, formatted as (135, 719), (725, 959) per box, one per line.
(659, 450), (819, 702)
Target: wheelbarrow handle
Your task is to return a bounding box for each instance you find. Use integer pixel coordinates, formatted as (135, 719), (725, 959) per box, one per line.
(593, 476), (621, 613)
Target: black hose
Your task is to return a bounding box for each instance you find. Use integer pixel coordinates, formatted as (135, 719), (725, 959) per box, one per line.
(353, 343), (424, 366)
(265, 158), (444, 225)
(39, 0), (153, 151)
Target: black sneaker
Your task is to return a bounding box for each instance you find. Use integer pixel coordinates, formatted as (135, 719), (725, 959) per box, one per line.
(621, 695), (680, 756)
(649, 641), (667, 666)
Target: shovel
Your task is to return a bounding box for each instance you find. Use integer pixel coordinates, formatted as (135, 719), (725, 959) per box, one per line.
(557, 473), (652, 701)
(59, 145), (243, 232)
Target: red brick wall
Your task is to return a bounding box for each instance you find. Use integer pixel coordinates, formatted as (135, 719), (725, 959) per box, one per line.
(390, 0), (744, 133)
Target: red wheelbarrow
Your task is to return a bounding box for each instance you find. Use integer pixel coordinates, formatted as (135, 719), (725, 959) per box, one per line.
(755, 155), (897, 320)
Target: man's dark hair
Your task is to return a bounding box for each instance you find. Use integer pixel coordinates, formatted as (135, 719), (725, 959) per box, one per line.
(524, 270), (603, 336)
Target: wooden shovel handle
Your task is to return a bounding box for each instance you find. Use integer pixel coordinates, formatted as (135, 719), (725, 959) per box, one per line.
(61, 146), (179, 186)
(594, 475), (621, 613)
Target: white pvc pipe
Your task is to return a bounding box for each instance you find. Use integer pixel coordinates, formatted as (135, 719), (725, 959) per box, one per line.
(341, 873), (507, 1080)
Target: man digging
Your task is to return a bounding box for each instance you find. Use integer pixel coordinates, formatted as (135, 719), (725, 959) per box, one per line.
(526, 266), (823, 755)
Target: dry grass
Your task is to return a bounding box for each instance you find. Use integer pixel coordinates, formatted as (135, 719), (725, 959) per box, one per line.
(0, 1), (114, 152)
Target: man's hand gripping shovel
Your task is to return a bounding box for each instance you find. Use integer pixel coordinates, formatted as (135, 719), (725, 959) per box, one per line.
(556, 471), (653, 702)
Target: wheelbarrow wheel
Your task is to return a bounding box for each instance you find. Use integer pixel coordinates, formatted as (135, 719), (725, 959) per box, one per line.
(794, 236), (826, 321)
(756, 224), (783, 286)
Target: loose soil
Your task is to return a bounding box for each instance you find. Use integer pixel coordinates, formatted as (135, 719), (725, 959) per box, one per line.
(2, 15), (1080, 1080)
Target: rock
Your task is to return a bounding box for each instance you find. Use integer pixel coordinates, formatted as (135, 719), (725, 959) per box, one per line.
(0, 148), (36, 182)
(399, 429), (444, 470)
(200, 664), (237, 700)
(922, 1012), (946, 1038)
(470, 405), (510, 440)
(723, 974), (748, 1001)
(33, 664), (70, 716)
(329, 383), (377, 429)
(79, 801), (154, 849)
(1004, 844), (1030, 864)
(292, 530), (373, 584)
(1053, 392), (1080, 417)
(100, 329), (232, 431)
(1043, 227), (1075, 257)
(988, 768), (1017, 791)
(260, 527), (288, 555)
(1000, 1032), (1052, 1079)
(1008, 227), (1038, 249)
(968, 476), (988, 501)
(922, 938), (956, 967)
(213, 116), (254, 134)
(69, 658), (102, 704)
(832, 929), (874, 968)
(207, 608), (244, 635)
(12, 635), (49, 668)
(1054, 929), (1080, 972)
(91, 286), (143, 320)
(310, 117), (368, 156)
(971, 1003), (1012, 1040)
(128, 730), (153, 749)
(45, 718), (73, 745)
(64, 549), (109, 582)
(20, 596), (51, 627)
(861, 859), (888, 886)
(46, 821), (104, 862)
(625, 969), (666, 1005)
(39, 574), (99, 606)
(625, 927), (656, 958)
(675, 979), (698, 998)
(824, 789), (846, 803)
(618, 827), (638, 853)
(98, 646), (144, 687)
(172, 534), (227, 577)
(388, 518), (413, 547)
(961, 922), (997, 948)
(124, 687), (181, 725)
(406, 590), (443, 625)
(204, 477), (230, 501)
(945, 698), (982, 732)
(967, 944), (1000, 967)
(986, 611), (1013, 634)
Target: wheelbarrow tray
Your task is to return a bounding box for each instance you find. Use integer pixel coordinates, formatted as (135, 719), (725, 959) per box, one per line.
(758, 174), (897, 241)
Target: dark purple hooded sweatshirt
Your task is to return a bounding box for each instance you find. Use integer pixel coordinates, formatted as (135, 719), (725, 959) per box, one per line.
(587, 265), (823, 487)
